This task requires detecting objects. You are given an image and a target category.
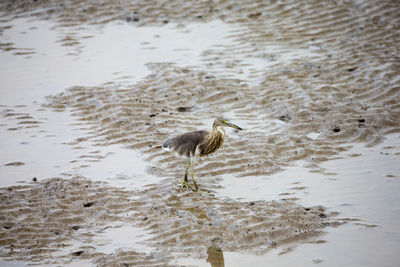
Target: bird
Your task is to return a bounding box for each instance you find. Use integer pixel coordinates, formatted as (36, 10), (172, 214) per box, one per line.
(162, 117), (242, 191)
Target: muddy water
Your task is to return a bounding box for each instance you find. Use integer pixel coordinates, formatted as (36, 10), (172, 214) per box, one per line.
(1, 0), (400, 266)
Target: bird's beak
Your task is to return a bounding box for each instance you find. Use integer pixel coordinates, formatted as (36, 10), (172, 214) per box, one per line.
(224, 121), (243, 130)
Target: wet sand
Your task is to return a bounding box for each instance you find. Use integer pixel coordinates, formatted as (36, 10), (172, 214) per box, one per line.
(0, 176), (341, 266)
(1, 0), (399, 266)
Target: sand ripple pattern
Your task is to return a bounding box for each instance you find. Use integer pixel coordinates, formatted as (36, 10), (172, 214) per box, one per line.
(1, 0), (398, 177)
(1, 0), (399, 265)
(0, 177), (339, 265)
(30, 0), (398, 178)
(46, 55), (399, 179)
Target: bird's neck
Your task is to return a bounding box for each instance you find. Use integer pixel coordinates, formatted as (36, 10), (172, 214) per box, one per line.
(198, 126), (225, 156)
(213, 125), (226, 138)
(206, 126), (225, 152)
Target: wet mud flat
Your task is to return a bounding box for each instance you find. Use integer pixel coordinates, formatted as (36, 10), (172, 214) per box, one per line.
(0, 177), (341, 266)
(0, 0), (400, 266)
(1, 0), (399, 176)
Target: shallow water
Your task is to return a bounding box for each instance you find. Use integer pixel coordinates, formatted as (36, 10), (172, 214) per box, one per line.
(196, 134), (400, 267)
(1, 0), (399, 266)
(0, 17), (232, 186)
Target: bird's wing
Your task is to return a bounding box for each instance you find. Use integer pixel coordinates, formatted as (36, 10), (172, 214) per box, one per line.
(163, 130), (208, 158)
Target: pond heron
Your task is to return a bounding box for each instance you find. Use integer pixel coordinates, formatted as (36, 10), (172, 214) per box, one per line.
(162, 117), (242, 191)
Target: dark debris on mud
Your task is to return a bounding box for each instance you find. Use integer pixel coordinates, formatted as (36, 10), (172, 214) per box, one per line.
(1, 0), (400, 265)
(44, 58), (400, 180)
(2, 0), (399, 177)
(0, 177), (341, 266)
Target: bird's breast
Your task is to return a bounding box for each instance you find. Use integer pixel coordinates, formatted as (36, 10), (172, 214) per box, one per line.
(197, 132), (224, 157)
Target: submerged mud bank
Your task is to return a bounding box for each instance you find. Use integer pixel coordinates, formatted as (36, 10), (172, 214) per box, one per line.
(1, 0), (399, 176)
(43, 58), (399, 180)
(2, 0), (398, 179)
(0, 177), (341, 266)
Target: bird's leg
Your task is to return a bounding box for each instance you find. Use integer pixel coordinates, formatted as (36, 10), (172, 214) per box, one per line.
(184, 160), (190, 183)
(180, 160), (191, 189)
(180, 157), (209, 193)
(189, 157), (213, 195)
(190, 156), (199, 190)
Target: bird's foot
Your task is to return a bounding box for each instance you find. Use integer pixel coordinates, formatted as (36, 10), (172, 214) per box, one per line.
(178, 180), (213, 195)
(179, 180), (189, 188)
(191, 187), (213, 196)
(179, 180), (196, 190)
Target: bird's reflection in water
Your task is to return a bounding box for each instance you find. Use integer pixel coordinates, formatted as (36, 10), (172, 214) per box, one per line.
(206, 246), (225, 267)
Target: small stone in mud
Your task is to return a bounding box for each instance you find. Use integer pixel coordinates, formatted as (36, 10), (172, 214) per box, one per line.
(149, 113), (156, 117)
(72, 250), (84, 256)
(83, 202), (95, 208)
(332, 127), (341, 133)
(125, 14), (139, 22)
(279, 115), (291, 122)
(3, 222), (13, 229)
(5, 161), (25, 166)
(248, 12), (262, 19)
(177, 106), (192, 112)
(312, 258), (323, 264)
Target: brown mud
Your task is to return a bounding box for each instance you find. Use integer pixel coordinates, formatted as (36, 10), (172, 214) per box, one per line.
(1, 1), (399, 177)
(0, 177), (341, 266)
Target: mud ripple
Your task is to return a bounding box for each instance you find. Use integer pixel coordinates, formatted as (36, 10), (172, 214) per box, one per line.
(2, 0), (399, 179)
(0, 177), (340, 265)
(44, 57), (399, 180)
(1, 1), (399, 265)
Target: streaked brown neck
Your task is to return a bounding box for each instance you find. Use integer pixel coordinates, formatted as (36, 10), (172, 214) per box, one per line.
(198, 126), (225, 156)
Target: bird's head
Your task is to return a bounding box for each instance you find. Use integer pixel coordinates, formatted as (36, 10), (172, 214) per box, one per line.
(213, 117), (242, 130)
